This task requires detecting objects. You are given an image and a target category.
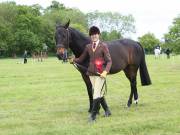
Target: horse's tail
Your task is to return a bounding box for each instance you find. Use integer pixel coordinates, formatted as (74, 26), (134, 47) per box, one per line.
(137, 42), (152, 86)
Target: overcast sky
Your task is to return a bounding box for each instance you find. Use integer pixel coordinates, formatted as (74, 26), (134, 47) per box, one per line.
(1, 0), (180, 40)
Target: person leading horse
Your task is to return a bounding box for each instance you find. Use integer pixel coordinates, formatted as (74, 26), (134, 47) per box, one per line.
(71, 26), (112, 122)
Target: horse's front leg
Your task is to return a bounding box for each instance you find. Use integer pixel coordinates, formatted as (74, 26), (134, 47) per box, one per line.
(81, 73), (93, 112)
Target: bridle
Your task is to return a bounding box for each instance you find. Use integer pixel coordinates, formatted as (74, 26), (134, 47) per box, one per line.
(56, 27), (70, 52)
(56, 27), (107, 95)
(65, 28), (70, 49)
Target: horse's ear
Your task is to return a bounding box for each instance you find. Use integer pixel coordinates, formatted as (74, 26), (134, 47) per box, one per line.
(64, 19), (70, 29)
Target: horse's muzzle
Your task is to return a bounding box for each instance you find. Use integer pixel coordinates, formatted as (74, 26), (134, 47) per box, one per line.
(56, 47), (65, 54)
(56, 46), (66, 60)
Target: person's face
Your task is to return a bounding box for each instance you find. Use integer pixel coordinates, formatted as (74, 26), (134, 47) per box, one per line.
(90, 33), (100, 42)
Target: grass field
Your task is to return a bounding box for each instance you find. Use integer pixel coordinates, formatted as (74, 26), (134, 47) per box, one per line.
(0, 55), (180, 135)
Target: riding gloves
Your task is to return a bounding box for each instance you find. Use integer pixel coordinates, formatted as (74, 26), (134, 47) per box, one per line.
(69, 58), (74, 64)
(100, 71), (107, 78)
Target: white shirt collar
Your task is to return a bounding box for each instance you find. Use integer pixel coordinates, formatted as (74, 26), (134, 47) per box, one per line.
(93, 40), (100, 46)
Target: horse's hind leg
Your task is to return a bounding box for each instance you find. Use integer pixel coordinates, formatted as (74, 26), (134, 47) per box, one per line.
(133, 79), (138, 104)
(124, 66), (138, 107)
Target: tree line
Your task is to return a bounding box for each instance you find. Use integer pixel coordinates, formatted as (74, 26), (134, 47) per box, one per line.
(0, 1), (179, 57)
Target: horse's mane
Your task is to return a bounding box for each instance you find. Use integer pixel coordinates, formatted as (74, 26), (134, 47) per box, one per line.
(69, 27), (91, 57)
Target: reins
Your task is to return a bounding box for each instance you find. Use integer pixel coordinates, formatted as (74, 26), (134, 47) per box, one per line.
(62, 28), (107, 95)
(72, 62), (107, 95)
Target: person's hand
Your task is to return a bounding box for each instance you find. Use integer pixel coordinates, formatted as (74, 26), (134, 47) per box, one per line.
(100, 71), (107, 78)
(69, 58), (74, 64)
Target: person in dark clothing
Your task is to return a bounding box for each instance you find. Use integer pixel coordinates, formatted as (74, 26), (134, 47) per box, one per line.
(23, 50), (28, 64)
(71, 26), (112, 122)
(165, 48), (171, 59)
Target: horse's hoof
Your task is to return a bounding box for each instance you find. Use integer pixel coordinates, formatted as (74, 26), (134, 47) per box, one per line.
(127, 101), (132, 108)
(134, 99), (138, 105)
(104, 110), (111, 117)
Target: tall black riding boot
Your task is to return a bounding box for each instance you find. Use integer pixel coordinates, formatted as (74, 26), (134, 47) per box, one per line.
(89, 98), (101, 122)
(100, 97), (111, 117)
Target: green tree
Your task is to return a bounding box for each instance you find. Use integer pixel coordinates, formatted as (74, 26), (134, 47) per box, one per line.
(0, 2), (17, 56)
(42, 1), (88, 51)
(0, 2), (45, 56)
(46, 0), (65, 11)
(13, 5), (44, 54)
(0, 1), (137, 57)
(138, 33), (160, 54)
(14, 30), (41, 54)
(44, 1), (87, 28)
(164, 15), (180, 53)
(0, 2), (17, 23)
(101, 30), (122, 41)
(86, 11), (135, 36)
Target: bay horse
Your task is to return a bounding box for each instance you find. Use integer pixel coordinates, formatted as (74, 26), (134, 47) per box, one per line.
(55, 20), (151, 112)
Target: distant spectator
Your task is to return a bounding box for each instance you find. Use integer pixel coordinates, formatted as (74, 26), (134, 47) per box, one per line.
(154, 45), (161, 59)
(43, 43), (48, 58)
(165, 48), (171, 59)
(23, 50), (28, 64)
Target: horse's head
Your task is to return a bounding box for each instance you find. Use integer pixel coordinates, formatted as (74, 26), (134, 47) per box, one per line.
(55, 20), (70, 59)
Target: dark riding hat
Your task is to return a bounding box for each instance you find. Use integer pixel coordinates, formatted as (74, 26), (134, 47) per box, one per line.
(89, 26), (100, 36)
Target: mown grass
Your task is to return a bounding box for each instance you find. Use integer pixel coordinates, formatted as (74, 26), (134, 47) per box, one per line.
(0, 55), (180, 135)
